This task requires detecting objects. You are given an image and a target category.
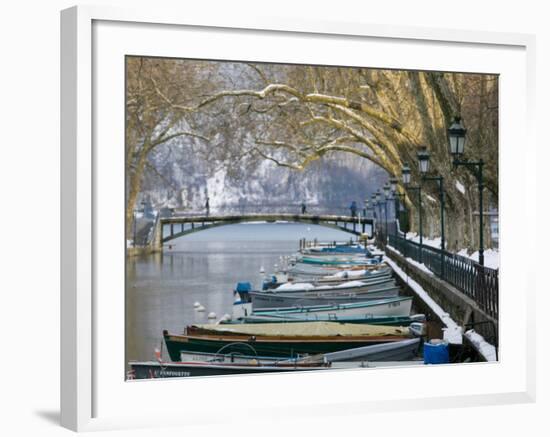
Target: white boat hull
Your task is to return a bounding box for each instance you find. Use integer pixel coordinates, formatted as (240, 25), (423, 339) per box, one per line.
(253, 297), (413, 318)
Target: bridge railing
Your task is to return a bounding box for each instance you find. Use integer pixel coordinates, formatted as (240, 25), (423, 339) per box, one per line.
(387, 232), (499, 320)
(159, 211), (374, 243)
(169, 204), (367, 217)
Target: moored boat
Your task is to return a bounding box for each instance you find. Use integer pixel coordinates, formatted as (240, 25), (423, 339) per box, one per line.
(188, 321), (410, 338)
(264, 267), (392, 289)
(251, 296), (413, 318)
(223, 313), (425, 326)
(128, 360), (330, 379)
(288, 262), (386, 276)
(301, 338), (422, 363)
(270, 278), (396, 294)
(163, 329), (411, 360)
(298, 255), (383, 266)
(246, 286), (400, 309)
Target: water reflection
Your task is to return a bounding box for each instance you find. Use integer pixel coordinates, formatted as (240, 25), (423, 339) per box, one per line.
(126, 223), (353, 364)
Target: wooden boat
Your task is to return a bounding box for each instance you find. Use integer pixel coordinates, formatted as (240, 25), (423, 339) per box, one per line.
(271, 277), (396, 294)
(251, 296), (413, 318)
(330, 360), (425, 369)
(178, 349), (300, 364)
(128, 360), (329, 379)
(300, 338), (422, 363)
(224, 314), (425, 326)
(252, 277), (396, 300)
(264, 268), (392, 289)
(247, 286), (400, 309)
(163, 329), (410, 360)
(313, 268), (392, 282)
(288, 263), (386, 276)
(188, 321), (410, 338)
(301, 246), (368, 255)
(298, 255), (382, 266)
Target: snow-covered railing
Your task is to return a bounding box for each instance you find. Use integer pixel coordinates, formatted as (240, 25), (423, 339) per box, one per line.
(388, 233), (499, 320)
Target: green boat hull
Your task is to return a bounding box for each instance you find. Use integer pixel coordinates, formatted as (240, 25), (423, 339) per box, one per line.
(299, 257), (376, 266)
(163, 331), (406, 360)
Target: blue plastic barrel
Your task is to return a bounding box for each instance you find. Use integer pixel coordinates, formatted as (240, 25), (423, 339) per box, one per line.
(423, 341), (450, 364)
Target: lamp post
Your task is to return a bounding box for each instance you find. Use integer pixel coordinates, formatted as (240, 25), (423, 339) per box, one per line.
(448, 116), (485, 266)
(393, 190), (406, 236)
(417, 147), (446, 252)
(375, 187), (390, 243)
(371, 193), (378, 220)
(402, 163), (423, 263)
(382, 182), (391, 240)
(389, 176), (401, 234)
(417, 147), (446, 276)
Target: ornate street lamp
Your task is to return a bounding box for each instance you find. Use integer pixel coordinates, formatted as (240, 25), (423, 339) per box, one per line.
(389, 176), (400, 234)
(447, 116), (485, 266)
(383, 182), (391, 198)
(417, 147), (431, 174)
(417, 148), (446, 252)
(389, 177), (398, 193)
(402, 163), (423, 262)
(401, 163), (411, 185)
(417, 149), (446, 275)
(448, 116), (467, 157)
(382, 183), (391, 239)
(363, 198), (370, 218)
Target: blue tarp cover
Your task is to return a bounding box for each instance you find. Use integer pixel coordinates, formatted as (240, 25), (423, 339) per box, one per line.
(235, 282), (252, 293)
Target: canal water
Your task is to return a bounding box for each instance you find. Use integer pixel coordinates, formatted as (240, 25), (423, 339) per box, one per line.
(126, 222), (355, 365)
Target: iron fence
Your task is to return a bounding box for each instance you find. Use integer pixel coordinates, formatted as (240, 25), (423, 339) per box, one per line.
(387, 232), (499, 319)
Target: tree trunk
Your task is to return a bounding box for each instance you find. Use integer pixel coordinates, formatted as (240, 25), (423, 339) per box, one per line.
(126, 152), (148, 238)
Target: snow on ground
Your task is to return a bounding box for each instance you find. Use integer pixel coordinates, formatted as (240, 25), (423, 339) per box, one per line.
(455, 180), (466, 194)
(458, 248), (500, 269)
(464, 329), (497, 361)
(403, 234), (500, 269)
(383, 253), (463, 345)
(404, 233), (442, 249)
(403, 256), (434, 276)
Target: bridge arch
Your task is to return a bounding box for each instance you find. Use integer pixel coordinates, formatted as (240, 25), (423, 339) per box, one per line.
(155, 214), (374, 250)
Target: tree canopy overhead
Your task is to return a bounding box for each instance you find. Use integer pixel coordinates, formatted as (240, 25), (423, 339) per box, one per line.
(126, 56), (498, 249)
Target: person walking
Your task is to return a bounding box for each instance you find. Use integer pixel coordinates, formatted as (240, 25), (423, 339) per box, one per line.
(205, 197), (210, 217)
(301, 201), (307, 214)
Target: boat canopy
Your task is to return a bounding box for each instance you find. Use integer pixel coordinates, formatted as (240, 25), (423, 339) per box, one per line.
(190, 321), (410, 337)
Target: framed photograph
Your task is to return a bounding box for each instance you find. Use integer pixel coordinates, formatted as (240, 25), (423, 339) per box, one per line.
(61, 5), (536, 432)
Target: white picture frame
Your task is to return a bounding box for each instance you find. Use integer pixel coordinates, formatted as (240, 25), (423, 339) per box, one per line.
(61, 5), (536, 432)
